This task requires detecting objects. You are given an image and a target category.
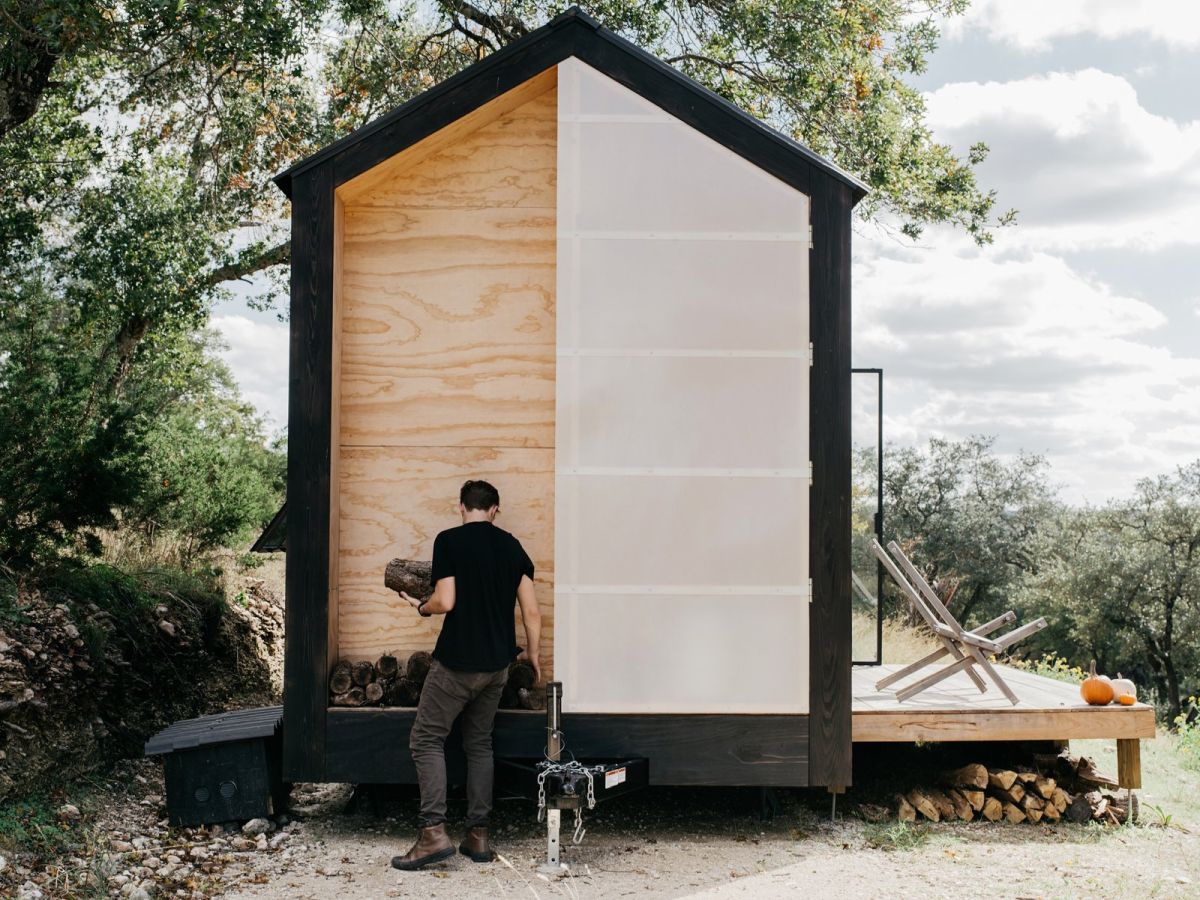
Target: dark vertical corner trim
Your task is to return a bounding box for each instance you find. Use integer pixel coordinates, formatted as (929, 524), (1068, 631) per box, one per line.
(283, 164), (335, 782)
(808, 179), (854, 787)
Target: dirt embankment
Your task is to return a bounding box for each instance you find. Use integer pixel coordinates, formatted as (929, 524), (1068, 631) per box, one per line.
(0, 561), (284, 803)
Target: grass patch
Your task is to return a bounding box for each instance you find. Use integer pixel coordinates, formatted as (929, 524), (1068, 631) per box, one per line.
(1007, 652), (1086, 685)
(0, 795), (82, 861)
(861, 820), (931, 851)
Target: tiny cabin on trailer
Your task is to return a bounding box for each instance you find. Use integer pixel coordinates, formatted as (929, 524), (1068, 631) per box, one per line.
(273, 7), (867, 791)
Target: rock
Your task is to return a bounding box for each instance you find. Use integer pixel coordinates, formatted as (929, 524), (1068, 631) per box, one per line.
(17, 881), (44, 900)
(268, 832), (289, 849)
(242, 817), (271, 836)
(132, 836), (150, 850)
(231, 837), (255, 851)
(255, 834), (269, 851)
(188, 847), (208, 860)
(129, 884), (153, 900)
(56, 803), (81, 823)
(157, 620), (176, 637)
(144, 856), (161, 868)
(110, 840), (135, 853)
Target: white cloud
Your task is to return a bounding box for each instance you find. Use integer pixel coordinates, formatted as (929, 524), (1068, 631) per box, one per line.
(945, 0), (1200, 51)
(854, 230), (1200, 503)
(923, 69), (1200, 251)
(211, 314), (289, 433)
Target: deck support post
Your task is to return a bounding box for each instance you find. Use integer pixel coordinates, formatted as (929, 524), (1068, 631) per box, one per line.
(1116, 738), (1142, 790)
(827, 784), (846, 822)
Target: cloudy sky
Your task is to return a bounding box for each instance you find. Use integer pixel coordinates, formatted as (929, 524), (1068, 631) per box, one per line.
(213, 0), (1200, 504)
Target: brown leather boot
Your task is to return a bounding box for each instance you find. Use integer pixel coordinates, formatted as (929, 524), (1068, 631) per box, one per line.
(391, 823), (455, 870)
(459, 825), (495, 862)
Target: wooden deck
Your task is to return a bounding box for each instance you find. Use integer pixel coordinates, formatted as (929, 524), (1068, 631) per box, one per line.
(852, 664), (1156, 744)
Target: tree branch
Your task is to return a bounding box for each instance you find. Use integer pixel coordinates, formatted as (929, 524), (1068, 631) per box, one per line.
(204, 240), (289, 286)
(436, 0), (529, 45)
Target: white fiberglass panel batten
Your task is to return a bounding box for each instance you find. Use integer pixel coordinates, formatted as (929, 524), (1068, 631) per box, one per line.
(554, 57), (810, 714)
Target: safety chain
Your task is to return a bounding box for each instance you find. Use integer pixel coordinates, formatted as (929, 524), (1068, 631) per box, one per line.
(535, 758), (597, 844)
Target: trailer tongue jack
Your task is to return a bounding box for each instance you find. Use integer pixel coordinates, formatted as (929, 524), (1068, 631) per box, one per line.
(498, 681), (647, 875)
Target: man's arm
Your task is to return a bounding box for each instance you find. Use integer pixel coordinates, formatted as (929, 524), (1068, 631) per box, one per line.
(400, 576), (455, 616)
(515, 574), (541, 682)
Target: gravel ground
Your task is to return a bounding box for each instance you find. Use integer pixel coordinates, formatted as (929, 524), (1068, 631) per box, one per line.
(220, 780), (1200, 900)
(8, 736), (1200, 899)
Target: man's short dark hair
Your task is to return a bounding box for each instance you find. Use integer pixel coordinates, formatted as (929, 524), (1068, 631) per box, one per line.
(460, 480), (500, 511)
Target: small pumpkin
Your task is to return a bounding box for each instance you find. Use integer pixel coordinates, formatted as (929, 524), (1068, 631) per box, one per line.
(1080, 660), (1114, 706)
(1117, 694), (1137, 706)
(1110, 673), (1136, 702)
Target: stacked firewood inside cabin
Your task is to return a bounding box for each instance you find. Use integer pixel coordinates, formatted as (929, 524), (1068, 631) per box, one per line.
(329, 652), (544, 711)
(892, 751), (1137, 825)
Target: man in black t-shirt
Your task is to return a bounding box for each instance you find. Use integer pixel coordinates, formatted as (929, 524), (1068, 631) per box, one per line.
(391, 479), (542, 871)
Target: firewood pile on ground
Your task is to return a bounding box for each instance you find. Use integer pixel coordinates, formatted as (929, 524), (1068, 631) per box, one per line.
(328, 651), (544, 710)
(891, 750), (1137, 826)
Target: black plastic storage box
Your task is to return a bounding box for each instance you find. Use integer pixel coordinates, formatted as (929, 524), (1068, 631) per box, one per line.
(144, 706), (287, 827)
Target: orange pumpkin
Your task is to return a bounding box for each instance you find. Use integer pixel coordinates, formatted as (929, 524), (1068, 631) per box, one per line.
(1080, 660), (1114, 706)
(1117, 694), (1136, 706)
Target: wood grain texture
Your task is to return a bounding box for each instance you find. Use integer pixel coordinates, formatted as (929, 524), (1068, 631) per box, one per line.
(326, 709), (809, 786)
(336, 446), (554, 666)
(283, 165), (336, 782)
(807, 177), (854, 787)
(1117, 738), (1142, 789)
(338, 205), (555, 448)
(852, 665), (1157, 743)
(335, 68), (558, 204)
(348, 85), (556, 209)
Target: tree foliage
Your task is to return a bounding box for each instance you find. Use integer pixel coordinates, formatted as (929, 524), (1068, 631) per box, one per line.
(882, 436), (1057, 625)
(881, 438), (1200, 724)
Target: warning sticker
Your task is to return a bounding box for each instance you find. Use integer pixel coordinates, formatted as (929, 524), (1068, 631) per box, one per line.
(605, 767), (626, 789)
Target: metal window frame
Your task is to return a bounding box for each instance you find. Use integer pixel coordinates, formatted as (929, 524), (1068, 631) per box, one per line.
(851, 367), (884, 667)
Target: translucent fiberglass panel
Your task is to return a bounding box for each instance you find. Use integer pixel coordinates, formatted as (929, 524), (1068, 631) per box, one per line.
(555, 58), (810, 713)
(555, 474), (808, 588)
(560, 238), (808, 352)
(557, 355), (806, 470)
(558, 592), (808, 713)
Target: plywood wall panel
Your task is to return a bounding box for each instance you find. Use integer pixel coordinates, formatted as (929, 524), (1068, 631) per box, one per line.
(333, 78), (557, 670)
(352, 89), (557, 209)
(339, 206), (555, 448)
(336, 446), (554, 665)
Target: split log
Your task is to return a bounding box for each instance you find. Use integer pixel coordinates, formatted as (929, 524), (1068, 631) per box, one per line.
(945, 789), (975, 822)
(980, 797), (1003, 822)
(1032, 776), (1056, 800)
(1051, 787), (1070, 814)
(1025, 805), (1043, 824)
(384, 559), (433, 599)
(1001, 802), (1027, 824)
(895, 794), (917, 823)
(406, 650), (433, 685)
(939, 763), (988, 790)
(508, 659), (537, 690)
(332, 687), (366, 707)
(365, 682), (384, 704)
(1065, 793), (1094, 824)
(1021, 793), (1044, 812)
(987, 769), (1018, 792)
(384, 677), (421, 707)
(926, 789), (956, 821)
(351, 660), (375, 687)
(992, 782), (1025, 805)
(377, 654), (401, 680)
(905, 788), (940, 822)
(1074, 756), (1118, 789)
(1016, 771), (1039, 784)
(329, 661), (353, 695)
(960, 788), (985, 812)
(1041, 802), (1062, 822)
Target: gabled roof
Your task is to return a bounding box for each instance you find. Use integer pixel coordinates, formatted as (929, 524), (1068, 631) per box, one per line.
(250, 502), (287, 553)
(273, 7), (867, 202)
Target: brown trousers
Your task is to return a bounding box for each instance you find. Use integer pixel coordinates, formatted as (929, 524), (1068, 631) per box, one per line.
(409, 659), (509, 826)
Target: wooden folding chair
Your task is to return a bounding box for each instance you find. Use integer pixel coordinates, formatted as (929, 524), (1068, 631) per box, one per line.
(870, 539), (1048, 704)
